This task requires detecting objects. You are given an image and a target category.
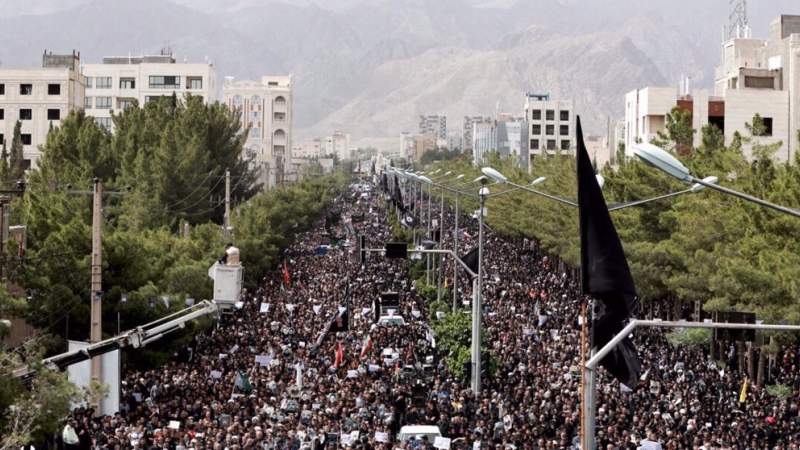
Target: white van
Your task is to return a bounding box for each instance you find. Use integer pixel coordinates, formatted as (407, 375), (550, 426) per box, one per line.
(397, 425), (442, 443)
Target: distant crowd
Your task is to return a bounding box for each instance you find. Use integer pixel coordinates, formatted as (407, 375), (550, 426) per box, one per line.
(62, 178), (800, 449)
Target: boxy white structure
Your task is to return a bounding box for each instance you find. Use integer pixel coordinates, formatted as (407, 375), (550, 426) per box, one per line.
(208, 246), (244, 309)
(67, 340), (120, 415)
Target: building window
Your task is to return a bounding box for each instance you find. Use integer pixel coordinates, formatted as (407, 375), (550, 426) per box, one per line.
(187, 77), (203, 90)
(95, 77), (112, 89)
(547, 139), (556, 150)
(85, 96), (93, 109)
(19, 109), (32, 120)
(546, 110), (554, 120)
(560, 125), (569, 136)
(530, 139), (539, 150)
(0, 109), (3, 120)
(96, 97), (112, 109)
(560, 110), (569, 121)
(0, 84), (4, 95)
(762, 117), (774, 136)
(21, 134), (32, 146)
(274, 112), (286, 121)
(84, 77), (93, 88)
(531, 124), (541, 135)
(250, 127), (261, 139)
(546, 124), (555, 135)
(149, 76), (180, 89)
(560, 140), (570, 150)
(95, 117), (112, 129)
(20, 84), (32, 95)
(22, 159), (31, 170)
(47, 109), (60, 120)
(0, 134), (3, 144)
(118, 98), (136, 110)
(531, 109), (542, 120)
(274, 96), (286, 105)
(48, 84), (61, 95)
(120, 78), (136, 89)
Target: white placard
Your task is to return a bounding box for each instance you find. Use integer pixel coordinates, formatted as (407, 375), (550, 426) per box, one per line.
(255, 355), (272, 367)
(361, 307), (371, 316)
(286, 304), (296, 312)
(234, 301), (244, 309)
(313, 304), (322, 315)
(411, 310), (421, 318)
(434, 437), (451, 449)
(347, 370), (359, 378)
(375, 431), (389, 443)
(168, 420), (181, 430)
(210, 370), (222, 379)
(260, 303), (270, 314)
(368, 364), (381, 373)
(219, 353), (228, 359)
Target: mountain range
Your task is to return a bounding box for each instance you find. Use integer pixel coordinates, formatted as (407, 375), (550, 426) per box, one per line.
(0, 0), (798, 149)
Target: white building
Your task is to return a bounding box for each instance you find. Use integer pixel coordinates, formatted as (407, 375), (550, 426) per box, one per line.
(0, 50), (84, 169)
(223, 75), (292, 189)
(524, 93), (575, 162)
(463, 116), (493, 154)
(293, 138), (323, 159)
(418, 115), (447, 146)
(83, 52), (216, 131)
(326, 131), (351, 161)
(625, 14), (800, 161)
(400, 132), (415, 161)
(472, 120), (496, 164)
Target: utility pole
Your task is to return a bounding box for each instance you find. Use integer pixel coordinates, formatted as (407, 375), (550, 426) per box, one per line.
(90, 179), (103, 411)
(224, 169), (231, 238)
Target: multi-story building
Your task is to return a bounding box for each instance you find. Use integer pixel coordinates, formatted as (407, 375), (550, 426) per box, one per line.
(400, 132), (415, 161)
(83, 52), (216, 131)
(471, 120), (496, 164)
(413, 134), (436, 162)
(418, 115), (447, 147)
(325, 131), (351, 161)
(625, 14), (800, 161)
(0, 50), (84, 169)
(462, 116), (491, 153)
(524, 93), (575, 163)
(292, 138), (323, 159)
(223, 75), (292, 188)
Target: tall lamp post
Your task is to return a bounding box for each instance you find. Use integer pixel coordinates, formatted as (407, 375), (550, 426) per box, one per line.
(633, 143), (800, 218)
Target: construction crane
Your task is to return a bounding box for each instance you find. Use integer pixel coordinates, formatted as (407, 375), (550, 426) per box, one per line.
(12, 300), (219, 382)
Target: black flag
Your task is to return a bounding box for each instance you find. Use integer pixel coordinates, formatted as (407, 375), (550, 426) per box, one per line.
(576, 116), (641, 389)
(460, 247), (479, 278)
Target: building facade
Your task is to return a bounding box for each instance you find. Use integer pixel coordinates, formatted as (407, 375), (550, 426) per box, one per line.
(462, 116), (491, 154)
(418, 115), (447, 147)
(325, 131), (351, 161)
(0, 50), (84, 169)
(471, 120), (496, 164)
(625, 15), (800, 162)
(223, 75), (292, 189)
(524, 94), (575, 163)
(292, 138), (323, 159)
(400, 132), (415, 161)
(84, 53), (216, 131)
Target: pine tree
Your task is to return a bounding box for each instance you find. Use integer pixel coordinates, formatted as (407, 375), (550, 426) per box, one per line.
(8, 120), (24, 181)
(0, 141), (9, 183)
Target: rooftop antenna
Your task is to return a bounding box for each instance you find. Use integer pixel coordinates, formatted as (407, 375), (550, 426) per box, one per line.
(727, 0), (750, 40)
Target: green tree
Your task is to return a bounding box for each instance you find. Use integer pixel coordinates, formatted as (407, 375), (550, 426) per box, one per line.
(8, 121), (25, 182)
(652, 106), (695, 154)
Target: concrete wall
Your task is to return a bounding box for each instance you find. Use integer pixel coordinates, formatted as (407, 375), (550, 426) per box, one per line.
(725, 89), (790, 160)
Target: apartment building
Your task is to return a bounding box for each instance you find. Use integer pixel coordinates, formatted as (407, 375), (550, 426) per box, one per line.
(292, 138), (323, 159)
(400, 132), (415, 161)
(471, 120), (496, 164)
(625, 14), (800, 161)
(524, 93), (575, 162)
(418, 115), (447, 147)
(463, 116), (492, 153)
(0, 50), (84, 169)
(223, 75), (292, 189)
(83, 52), (216, 131)
(325, 131), (351, 161)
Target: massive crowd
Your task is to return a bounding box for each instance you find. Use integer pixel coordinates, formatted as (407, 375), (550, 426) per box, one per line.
(63, 177), (800, 449)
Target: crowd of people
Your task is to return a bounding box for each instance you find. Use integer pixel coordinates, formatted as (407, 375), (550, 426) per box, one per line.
(63, 176), (800, 449)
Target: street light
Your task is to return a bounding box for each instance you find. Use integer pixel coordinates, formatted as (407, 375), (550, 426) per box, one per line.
(633, 142), (800, 218)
